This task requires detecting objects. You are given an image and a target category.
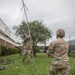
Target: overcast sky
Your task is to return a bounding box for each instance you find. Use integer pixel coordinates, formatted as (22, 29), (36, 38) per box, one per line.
(0, 0), (75, 45)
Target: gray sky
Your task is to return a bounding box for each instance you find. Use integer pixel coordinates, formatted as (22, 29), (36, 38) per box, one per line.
(0, 0), (75, 45)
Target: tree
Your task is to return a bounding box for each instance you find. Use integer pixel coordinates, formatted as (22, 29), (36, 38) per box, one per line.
(13, 20), (53, 56)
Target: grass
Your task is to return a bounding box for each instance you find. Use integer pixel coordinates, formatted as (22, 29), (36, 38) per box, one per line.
(0, 53), (75, 75)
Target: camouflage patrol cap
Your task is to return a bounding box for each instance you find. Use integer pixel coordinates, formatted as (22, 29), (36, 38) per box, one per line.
(56, 29), (65, 37)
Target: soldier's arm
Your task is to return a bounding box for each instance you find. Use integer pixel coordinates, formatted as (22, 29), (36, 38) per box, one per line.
(59, 44), (68, 56)
(59, 50), (67, 56)
(47, 50), (55, 58)
(47, 42), (55, 58)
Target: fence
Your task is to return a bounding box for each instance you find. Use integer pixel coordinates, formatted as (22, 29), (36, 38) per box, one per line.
(69, 44), (75, 57)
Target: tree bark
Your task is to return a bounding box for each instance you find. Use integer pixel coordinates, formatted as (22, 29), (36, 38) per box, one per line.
(32, 46), (36, 57)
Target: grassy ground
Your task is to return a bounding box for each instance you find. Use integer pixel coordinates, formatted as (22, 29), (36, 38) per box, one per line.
(0, 53), (75, 75)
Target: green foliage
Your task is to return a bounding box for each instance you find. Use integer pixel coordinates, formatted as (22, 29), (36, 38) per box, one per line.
(33, 46), (40, 53)
(7, 47), (19, 55)
(1, 46), (19, 56)
(13, 20), (53, 45)
(69, 51), (75, 57)
(0, 44), (2, 56)
(15, 47), (22, 56)
(1, 46), (7, 56)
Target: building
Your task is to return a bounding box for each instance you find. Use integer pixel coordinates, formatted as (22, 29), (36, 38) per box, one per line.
(0, 18), (19, 47)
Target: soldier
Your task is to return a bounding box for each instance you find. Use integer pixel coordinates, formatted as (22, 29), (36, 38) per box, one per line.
(47, 29), (72, 75)
(22, 33), (32, 63)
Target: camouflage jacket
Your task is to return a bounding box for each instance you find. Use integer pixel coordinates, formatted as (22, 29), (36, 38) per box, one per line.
(47, 37), (69, 65)
(22, 36), (32, 50)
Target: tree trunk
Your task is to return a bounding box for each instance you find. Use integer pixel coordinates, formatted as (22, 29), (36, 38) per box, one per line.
(32, 46), (36, 57)
(32, 37), (37, 57)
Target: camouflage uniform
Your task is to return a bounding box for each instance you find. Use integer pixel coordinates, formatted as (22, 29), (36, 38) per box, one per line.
(47, 29), (72, 75)
(22, 35), (32, 63)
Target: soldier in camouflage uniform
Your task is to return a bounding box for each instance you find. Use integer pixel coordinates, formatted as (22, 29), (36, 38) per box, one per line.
(22, 33), (32, 63)
(47, 29), (72, 75)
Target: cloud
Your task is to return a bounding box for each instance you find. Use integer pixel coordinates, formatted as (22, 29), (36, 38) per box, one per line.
(0, 0), (75, 44)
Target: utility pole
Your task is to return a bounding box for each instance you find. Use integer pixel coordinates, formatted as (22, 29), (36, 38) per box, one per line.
(69, 35), (71, 46)
(68, 35), (71, 56)
(21, 0), (37, 75)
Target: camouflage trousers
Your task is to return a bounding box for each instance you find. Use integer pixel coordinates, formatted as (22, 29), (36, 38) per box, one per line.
(22, 50), (32, 63)
(50, 64), (72, 75)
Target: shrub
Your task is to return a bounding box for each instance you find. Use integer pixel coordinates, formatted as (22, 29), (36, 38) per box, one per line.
(33, 46), (40, 53)
(14, 46), (22, 56)
(7, 47), (19, 55)
(69, 51), (75, 57)
(0, 44), (2, 56)
(1, 46), (19, 56)
(1, 46), (7, 56)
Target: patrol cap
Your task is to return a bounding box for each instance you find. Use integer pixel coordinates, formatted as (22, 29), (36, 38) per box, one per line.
(56, 29), (65, 37)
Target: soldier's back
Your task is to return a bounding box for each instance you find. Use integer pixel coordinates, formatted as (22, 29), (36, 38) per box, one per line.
(52, 38), (69, 65)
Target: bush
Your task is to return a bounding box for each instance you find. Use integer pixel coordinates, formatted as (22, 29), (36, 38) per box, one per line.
(0, 44), (2, 56)
(33, 46), (40, 53)
(7, 47), (19, 55)
(1, 46), (7, 56)
(69, 51), (75, 57)
(14, 46), (22, 56)
(1, 46), (19, 56)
